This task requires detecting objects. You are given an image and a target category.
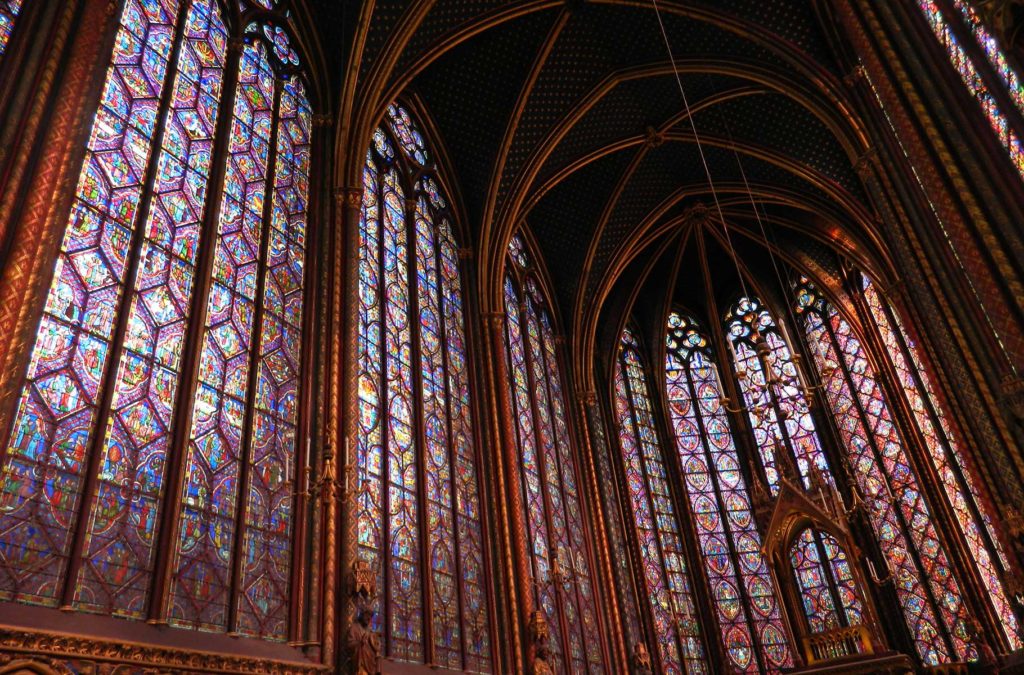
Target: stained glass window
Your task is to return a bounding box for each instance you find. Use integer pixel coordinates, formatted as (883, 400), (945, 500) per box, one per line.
(916, 0), (1024, 174)
(796, 279), (976, 665)
(355, 103), (490, 670)
(664, 314), (791, 673)
(860, 276), (1020, 649)
(0, 0), (312, 643)
(0, 0), (22, 59)
(613, 326), (706, 675)
(789, 528), (863, 634)
(503, 234), (605, 673)
(725, 297), (829, 494)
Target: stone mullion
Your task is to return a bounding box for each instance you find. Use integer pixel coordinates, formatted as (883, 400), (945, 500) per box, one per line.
(574, 390), (631, 672)
(287, 111), (332, 647)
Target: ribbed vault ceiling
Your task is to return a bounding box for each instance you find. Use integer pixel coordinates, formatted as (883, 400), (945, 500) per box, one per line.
(326, 0), (886, 384)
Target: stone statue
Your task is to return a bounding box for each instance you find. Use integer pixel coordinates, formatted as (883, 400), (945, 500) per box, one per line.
(345, 609), (380, 675)
(533, 643), (554, 675)
(632, 642), (653, 675)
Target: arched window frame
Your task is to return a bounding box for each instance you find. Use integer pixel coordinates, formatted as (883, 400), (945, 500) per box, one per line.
(0, 0), (322, 644)
(794, 277), (978, 665)
(852, 273), (1020, 650)
(610, 321), (709, 675)
(661, 311), (793, 674)
(354, 98), (493, 671)
(501, 231), (607, 673)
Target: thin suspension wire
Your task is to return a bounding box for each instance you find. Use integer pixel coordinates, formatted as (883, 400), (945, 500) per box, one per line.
(650, 0), (749, 300)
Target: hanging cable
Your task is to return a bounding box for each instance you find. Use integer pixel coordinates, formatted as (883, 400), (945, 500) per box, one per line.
(650, 0), (749, 300)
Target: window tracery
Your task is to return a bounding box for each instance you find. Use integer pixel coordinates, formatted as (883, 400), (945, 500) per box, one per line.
(503, 234), (605, 673)
(796, 278), (976, 665)
(860, 275), (1020, 649)
(355, 102), (491, 670)
(663, 314), (791, 673)
(0, 0), (312, 642)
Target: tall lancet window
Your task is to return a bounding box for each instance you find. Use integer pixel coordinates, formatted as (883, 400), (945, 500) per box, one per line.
(860, 275), (1020, 649)
(356, 103), (491, 670)
(796, 278), (975, 665)
(725, 297), (829, 493)
(0, 0), (21, 59)
(503, 234), (605, 673)
(664, 314), (792, 673)
(0, 0), (312, 642)
(612, 326), (706, 675)
(916, 0), (1024, 174)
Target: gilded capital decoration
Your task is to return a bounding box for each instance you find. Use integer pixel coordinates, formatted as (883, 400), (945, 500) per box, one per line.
(335, 187), (363, 211)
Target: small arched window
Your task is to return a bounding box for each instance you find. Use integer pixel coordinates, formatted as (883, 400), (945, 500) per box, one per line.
(796, 278), (976, 665)
(664, 313), (792, 673)
(0, 0), (314, 641)
(355, 102), (491, 670)
(789, 527), (863, 635)
(503, 234), (605, 673)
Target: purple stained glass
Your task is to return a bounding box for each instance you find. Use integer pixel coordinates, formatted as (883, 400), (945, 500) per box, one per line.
(789, 529), (863, 633)
(798, 282), (974, 665)
(357, 104), (490, 669)
(725, 297), (829, 494)
(614, 327), (706, 674)
(169, 38), (276, 632)
(862, 277), (1020, 649)
(664, 315), (791, 672)
(503, 275), (564, 672)
(917, 1), (1024, 175)
(0, 0), (181, 607)
(236, 74), (311, 641)
(73, 0), (228, 619)
(385, 103), (428, 165)
(0, 0), (23, 58)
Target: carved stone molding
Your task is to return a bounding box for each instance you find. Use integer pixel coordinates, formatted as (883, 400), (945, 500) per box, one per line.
(0, 628), (328, 674)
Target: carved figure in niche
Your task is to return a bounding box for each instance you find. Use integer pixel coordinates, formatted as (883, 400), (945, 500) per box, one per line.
(532, 643), (554, 675)
(345, 608), (380, 675)
(352, 558), (376, 598)
(632, 642), (653, 675)
(528, 611), (552, 674)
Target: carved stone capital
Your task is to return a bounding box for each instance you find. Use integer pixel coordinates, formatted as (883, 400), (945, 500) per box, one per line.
(335, 187), (363, 210)
(312, 112), (333, 128)
(457, 247), (474, 260)
(853, 147), (878, 180)
(227, 36), (246, 54)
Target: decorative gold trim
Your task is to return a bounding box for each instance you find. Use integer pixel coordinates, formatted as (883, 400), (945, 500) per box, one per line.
(0, 627), (328, 674)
